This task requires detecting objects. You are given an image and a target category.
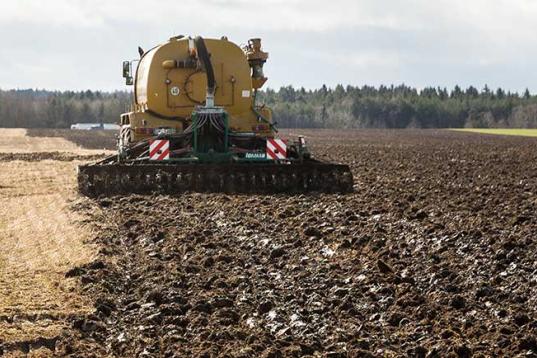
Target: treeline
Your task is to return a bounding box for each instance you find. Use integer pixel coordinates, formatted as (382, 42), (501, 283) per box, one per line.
(1, 85), (537, 128)
(0, 89), (130, 128)
(259, 85), (537, 128)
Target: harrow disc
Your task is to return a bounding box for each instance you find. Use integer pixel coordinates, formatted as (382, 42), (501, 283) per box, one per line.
(78, 162), (353, 197)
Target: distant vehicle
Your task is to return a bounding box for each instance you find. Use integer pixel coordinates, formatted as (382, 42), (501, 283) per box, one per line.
(70, 123), (120, 131)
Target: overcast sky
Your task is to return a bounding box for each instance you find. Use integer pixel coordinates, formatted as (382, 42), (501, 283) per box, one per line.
(1, 0), (537, 92)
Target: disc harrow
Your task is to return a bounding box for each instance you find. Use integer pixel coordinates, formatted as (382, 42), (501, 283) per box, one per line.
(78, 161), (353, 197)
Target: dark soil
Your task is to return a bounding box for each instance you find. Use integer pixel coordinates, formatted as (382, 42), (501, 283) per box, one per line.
(60, 130), (537, 357)
(26, 128), (117, 150)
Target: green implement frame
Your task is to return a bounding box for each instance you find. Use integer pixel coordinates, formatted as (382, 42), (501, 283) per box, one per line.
(191, 109), (235, 163)
(190, 108), (273, 163)
(192, 110), (229, 153)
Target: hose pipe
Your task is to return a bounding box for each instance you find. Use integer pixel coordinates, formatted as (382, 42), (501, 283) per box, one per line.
(194, 36), (216, 106)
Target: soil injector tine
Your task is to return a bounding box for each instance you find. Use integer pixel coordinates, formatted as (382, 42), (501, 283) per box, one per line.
(78, 162), (353, 197)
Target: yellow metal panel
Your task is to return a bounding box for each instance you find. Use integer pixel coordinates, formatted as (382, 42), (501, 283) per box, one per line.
(131, 37), (272, 134)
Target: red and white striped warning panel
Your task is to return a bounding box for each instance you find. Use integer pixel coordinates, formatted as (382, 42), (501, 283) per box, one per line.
(266, 138), (287, 160)
(149, 139), (170, 160)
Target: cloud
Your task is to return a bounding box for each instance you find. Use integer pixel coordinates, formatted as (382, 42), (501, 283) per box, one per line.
(0, 0), (105, 28)
(1, 0), (537, 91)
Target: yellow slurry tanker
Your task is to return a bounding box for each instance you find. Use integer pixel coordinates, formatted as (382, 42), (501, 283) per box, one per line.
(78, 35), (353, 196)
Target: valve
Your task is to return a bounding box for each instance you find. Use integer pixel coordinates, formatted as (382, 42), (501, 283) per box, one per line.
(244, 38), (269, 89)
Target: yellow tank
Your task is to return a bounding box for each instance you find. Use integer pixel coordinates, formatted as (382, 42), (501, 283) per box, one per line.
(120, 36), (273, 142)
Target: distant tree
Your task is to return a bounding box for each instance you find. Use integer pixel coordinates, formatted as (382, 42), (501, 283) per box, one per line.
(482, 85), (491, 98)
(320, 84), (328, 96)
(98, 102), (105, 125)
(334, 84), (345, 99)
(451, 85), (463, 99)
(466, 86), (479, 98)
(1, 86), (536, 129)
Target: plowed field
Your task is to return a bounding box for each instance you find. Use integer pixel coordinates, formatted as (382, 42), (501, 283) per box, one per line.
(61, 129), (537, 357)
(2, 129), (537, 357)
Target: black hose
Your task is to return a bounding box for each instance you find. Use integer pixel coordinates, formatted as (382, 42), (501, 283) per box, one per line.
(194, 36), (215, 94)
